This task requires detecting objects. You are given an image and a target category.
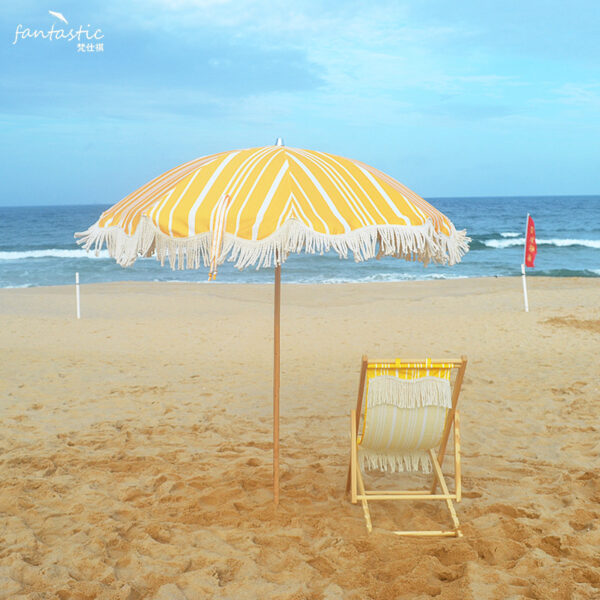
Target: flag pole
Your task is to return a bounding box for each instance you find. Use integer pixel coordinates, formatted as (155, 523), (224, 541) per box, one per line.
(75, 272), (81, 319)
(521, 214), (529, 312)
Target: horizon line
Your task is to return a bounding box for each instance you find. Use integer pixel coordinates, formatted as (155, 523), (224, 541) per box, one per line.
(1, 193), (599, 209)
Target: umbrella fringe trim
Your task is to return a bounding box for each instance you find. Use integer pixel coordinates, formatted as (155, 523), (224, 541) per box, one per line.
(76, 217), (470, 271)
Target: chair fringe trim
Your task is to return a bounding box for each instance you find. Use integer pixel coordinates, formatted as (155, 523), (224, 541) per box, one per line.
(366, 376), (452, 409)
(359, 448), (432, 473)
(75, 216), (470, 271)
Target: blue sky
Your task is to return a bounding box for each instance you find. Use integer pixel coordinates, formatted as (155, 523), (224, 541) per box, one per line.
(0, 0), (599, 206)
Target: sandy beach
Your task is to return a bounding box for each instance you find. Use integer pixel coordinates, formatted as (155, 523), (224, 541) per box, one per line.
(0, 276), (599, 599)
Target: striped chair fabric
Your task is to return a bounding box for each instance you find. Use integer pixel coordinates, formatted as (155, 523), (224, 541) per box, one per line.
(358, 360), (453, 473)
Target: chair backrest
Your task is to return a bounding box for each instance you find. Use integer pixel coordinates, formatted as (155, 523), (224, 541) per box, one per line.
(357, 358), (463, 473)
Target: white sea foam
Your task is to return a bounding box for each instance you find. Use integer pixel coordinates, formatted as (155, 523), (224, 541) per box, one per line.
(311, 273), (413, 284)
(484, 238), (525, 248)
(500, 232), (520, 238)
(484, 238), (600, 249)
(317, 272), (468, 284)
(427, 273), (468, 280)
(0, 249), (110, 260)
(543, 239), (600, 248)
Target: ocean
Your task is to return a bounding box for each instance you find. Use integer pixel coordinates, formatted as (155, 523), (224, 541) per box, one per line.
(0, 196), (599, 288)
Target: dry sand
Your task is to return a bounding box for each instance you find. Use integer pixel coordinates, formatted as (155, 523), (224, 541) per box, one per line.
(0, 276), (599, 599)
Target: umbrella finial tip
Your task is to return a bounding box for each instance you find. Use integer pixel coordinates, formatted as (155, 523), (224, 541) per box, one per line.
(275, 137), (284, 147)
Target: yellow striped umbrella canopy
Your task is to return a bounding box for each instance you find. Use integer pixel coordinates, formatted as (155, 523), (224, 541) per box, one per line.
(76, 145), (468, 271)
(76, 142), (469, 505)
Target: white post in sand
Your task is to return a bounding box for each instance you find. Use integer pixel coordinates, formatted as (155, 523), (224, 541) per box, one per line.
(521, 213), (529, 312)
(521, 263), (529, 312)
(76, 272), (81, 319)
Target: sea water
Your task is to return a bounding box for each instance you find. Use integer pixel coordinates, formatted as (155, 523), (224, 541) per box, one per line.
(0, 196), (598, 288)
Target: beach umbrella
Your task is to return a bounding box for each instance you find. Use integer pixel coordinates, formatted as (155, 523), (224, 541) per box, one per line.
(76, 140), (469, 504)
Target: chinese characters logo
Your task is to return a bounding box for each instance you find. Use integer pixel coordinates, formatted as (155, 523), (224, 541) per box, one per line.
(12, 10), (104, 53)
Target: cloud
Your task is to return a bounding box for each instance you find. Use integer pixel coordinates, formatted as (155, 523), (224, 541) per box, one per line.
(0, 18), (324, 119)
(3, 1), (598, 155)
(554, 83), (600, 108)
(421, 101), (517, 121)
(1, 0), (525, 124)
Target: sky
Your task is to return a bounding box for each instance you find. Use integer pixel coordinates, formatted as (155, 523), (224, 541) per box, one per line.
(0, 0), (599, 206)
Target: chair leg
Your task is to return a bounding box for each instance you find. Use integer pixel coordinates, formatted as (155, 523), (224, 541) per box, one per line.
(429, 450), (462, 536)
(345, 414), (353, 494)
(346, 463), (352, 494)
(432, 358), (467, 494)
(348, 357), (368, 493)
(351, 452), (463, 537)
(356, 466), (372, 532)
(350, 410), (372, 532)
(350, 411), (357, 504)
(454, 411), (461, 502)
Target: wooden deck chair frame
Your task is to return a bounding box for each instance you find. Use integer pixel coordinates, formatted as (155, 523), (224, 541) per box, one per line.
(346, 355), (467, 537)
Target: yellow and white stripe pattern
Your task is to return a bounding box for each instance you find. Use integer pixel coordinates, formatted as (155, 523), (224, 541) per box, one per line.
(358, 360), (453, 473)
(208, 193), (233, 280)
(76, 145), (469, 272)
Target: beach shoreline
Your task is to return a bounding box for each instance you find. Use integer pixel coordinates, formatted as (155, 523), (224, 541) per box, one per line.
(1, 277), (599, 598)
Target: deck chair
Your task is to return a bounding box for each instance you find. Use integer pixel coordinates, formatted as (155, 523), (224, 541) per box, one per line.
(347, 356), (467, 537)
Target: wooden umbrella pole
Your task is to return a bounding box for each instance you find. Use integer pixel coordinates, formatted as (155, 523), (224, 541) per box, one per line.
(273, 264), (281, 505)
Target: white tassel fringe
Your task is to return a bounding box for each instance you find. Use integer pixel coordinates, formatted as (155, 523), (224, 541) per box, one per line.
(366, 376), (452, 409)
(359, 448), (433, 473)
(75, 216), (470, 271)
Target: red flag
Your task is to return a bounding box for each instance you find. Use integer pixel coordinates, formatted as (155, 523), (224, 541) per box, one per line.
(525, 215), (537, 267)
